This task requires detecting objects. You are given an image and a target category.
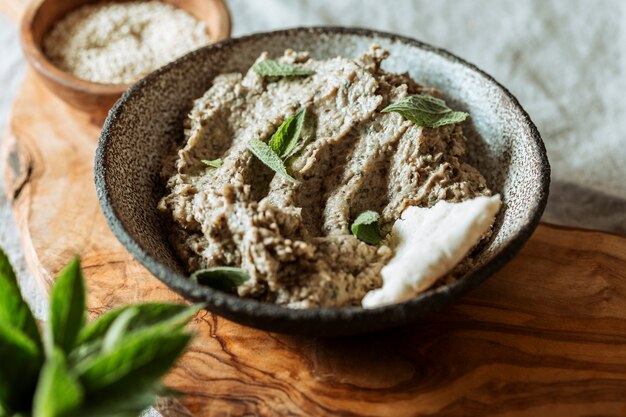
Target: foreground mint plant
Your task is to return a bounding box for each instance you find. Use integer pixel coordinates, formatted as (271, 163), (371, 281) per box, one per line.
(0, 249), (199, 417)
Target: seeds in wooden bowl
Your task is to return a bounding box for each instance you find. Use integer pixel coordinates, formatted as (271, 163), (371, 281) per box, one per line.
(43, 0), (211, 85)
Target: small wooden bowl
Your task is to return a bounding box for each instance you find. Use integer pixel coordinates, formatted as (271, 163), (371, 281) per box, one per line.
(20, 0), (231, 116)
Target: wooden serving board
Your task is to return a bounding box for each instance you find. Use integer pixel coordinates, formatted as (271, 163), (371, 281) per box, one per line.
(4, 5), (626, 417)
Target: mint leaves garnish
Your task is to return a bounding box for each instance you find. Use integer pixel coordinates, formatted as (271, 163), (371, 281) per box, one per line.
(269, 109), (307, 159)
(382, 94), (468, 128)
(0, 248), (198, 417)
(201, 158), (223, 169)
(248, 138), (299, 183)
(247, 109), (310, 183)
(351, 211), (383, 245)
(191, 267), (250, 293)
(253, 59), (315, 78)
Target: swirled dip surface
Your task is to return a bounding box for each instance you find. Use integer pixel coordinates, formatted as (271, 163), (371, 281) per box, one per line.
(158, 46), (493, 308)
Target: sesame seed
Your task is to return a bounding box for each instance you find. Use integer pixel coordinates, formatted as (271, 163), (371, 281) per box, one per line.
(43, 1), (211, 84)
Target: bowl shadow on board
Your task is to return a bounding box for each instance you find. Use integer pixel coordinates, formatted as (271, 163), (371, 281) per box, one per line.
(95, 27), (550, 337)
(213, 306), (486, 391)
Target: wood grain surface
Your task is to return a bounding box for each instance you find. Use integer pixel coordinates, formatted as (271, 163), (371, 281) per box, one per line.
(3, 4), (626, 417)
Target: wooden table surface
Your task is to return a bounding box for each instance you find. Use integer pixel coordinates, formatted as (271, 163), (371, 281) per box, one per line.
(2, 2), (626, 416)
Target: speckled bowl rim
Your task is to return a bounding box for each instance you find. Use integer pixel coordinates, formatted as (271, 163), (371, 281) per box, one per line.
(95, 26), (550, 334)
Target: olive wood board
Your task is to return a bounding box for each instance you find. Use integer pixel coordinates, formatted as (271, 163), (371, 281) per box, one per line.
(3, 8), (626, 417)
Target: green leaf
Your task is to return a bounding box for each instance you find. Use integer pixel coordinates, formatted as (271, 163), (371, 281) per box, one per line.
(382, 94), (469, 128)
(253, 59), (315, 78)
(101, 307), (139, 353)
(77, 303), (198, 346)
(0, 321), (43, 414)
(247, 138), (300, 183)
(201, 158), (223, 169)
(48, 256), (86, 355)
(71, 304), (200, 367)
(76, 331), (192, 390)
(191, 267), (249, 293)
(75, 329), (192, 415)
(0, 249), (41, 347)
(32, 349), (82, 417)
(0, 253), (42, 412)
(351, 211), (383, 245)
(268, 109), (307, 159)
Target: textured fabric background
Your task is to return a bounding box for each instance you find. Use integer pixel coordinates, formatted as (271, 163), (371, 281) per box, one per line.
(0, 13), (47, 318)
(0, 1), (625, 414)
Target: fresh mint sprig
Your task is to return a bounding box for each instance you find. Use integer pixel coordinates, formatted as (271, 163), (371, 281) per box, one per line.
(382, 94), (468, 128)
(247, 109), (310, 183)
(248, 138), (300, 183)
(47, 257), (85, 356)
(269, 109), (307, 159)
(0, 248), (199, 417)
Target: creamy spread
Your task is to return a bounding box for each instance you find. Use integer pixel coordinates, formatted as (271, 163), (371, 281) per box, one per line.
(158, 45), (495, 308)
(362, 195), (502, 308)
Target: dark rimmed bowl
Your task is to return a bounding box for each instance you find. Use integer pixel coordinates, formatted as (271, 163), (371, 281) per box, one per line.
(95, 27), (550, 336)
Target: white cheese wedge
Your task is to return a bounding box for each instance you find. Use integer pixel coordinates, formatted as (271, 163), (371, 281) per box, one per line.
(362, 195), (502, 308)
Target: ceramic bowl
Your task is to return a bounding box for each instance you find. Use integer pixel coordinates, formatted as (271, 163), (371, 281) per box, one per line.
(95, 27), (550, 336)
(20, 0), (231, 116)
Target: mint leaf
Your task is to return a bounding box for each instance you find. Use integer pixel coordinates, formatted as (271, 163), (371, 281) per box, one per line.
(72, 304), (200, 366)
(48, 256), (85, 355)
(77, 303), (197, 346)
(269, 109), (307, 159)
(191, 267), (249, 293)
(201, 158), (223, 169)
(253, 59), (315, 78)
(101, 307), (139, 353)
(382, 94), (469, 128)
(247, 138), (300, 183)
(249, 109), (312, 181)
(0, 321), (43, 414)
(70, 303), (197, 416)
(0, 249), (41, 347)
(32, 348), (83, 417)
(76, 329), (191, 401)
(351, 211), (383, 245)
